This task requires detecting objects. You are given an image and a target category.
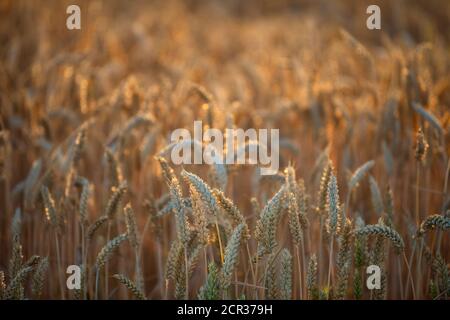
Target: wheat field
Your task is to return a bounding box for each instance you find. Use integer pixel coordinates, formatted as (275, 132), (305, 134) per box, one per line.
(0, 0), (449, 300)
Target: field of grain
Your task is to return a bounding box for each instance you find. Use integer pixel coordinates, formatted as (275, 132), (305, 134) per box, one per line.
(0, 0), (449, 300)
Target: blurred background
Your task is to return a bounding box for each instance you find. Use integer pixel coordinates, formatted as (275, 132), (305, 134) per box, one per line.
(0, 0), (449, 300)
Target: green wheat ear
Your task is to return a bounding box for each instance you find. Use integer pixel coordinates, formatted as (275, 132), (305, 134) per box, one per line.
(220, 223), (246, 292)
(280, 249), (293, 300)
(198, 263), (220, 300)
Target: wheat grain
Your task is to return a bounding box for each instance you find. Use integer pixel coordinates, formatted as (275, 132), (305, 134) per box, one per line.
(317, 160), (332, 216)
(181, 170), (217, 216)
(105, 181), (128, 219)
(255, 185), (286, 255)
(265, 252), (279, 299)
(335, 218), (353, 299)
(5, 266), (33, 300)
(280, 249), (292, 300)
(353, 268), (363, 299)
(156, 156), (176, 186)
(417, 214), (450, 236)
(326, 173), (340, 235)
(212, 188), (249, 239)
(369, 176), (384, 216)
(87, 215), (109, 241)
(9, 208), (23, 280)
(287, 191), (303, 245)
(124, 203), (139, 249)
(221, 223), (245, 291)
(348, 160), (375, 192)
(165, 240), (184, 281)
(198, 263), (220, 300)
(415, 127), (429, 164)
(40, 186), (58, 229)
(95, 233), (128, 269)
(306, 254), (318, 300)
(190, 188), (210, 245)
(168, 176), (190, 246)
(432, 255), (449, 298)
(1, 1), (448, 301)
(75, 176), (90, 225)
(105, 149), (123, 186)
(0, 271), (6, 300)
(113, 274), (146, 300)
(251, 197), (260, 216)
(354, 224), (404, 253)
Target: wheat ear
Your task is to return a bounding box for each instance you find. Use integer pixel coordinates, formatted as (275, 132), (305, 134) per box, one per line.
(354, 224), (404, 253)
(417, 214), (450, 237)
(280, 248), (293, 300)
(221, 223), (245, 293)
(113, 274), (146, 300)
(95, 233), (128, 269)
